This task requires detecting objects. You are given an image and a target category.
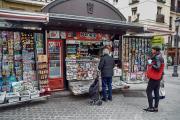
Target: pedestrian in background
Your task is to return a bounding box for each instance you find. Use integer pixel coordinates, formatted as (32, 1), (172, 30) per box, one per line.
(98, 49), (115, 102)
(144, 45), (164, 112)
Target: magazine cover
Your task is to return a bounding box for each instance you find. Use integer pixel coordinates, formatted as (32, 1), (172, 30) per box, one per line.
(14, 32), (21, 50)
(0, 32), (1, 43)
(88, 71), (93, 79)
(2, 31), (7, 46)
(0, 62), (2, 77)
(122, 70), (128, 81)
(126, 73), (130, 82)
(114, 40), (119, 47)
(134, 65), (138, 72)
(12, 82), (20, 92)
(2, 62), (10, 76)
(131, 73), (137, 81)
(16, 67), (23, 76)
(1, 77), (11, 92)
(113, 48), (119, 58)
(137, 71), (143, 80)
(124, 62), (129, 70)
(114, 69), (122, 76)
(14, 54), (22, 61)
(0, 47), (2, 59)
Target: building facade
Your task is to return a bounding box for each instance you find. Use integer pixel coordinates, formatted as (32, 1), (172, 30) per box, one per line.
(106, 0), (173, 46)
(0, 0), (51, 12)
(169, 0), (180, 47)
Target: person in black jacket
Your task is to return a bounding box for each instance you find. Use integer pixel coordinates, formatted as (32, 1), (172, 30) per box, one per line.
(143, 45), (164, 112)
(98, 49), (115, 102)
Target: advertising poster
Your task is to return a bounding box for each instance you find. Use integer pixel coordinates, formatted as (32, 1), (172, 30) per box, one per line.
(49, 30), (59, 38)
(152, 36), (162, 49)
(167, 54), (173, 66)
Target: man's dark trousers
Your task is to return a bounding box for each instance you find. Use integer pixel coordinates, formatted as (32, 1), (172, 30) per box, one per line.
(102, 77), (112, 99)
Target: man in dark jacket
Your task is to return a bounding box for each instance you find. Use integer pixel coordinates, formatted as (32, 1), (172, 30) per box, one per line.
(98, 49), (115, 102)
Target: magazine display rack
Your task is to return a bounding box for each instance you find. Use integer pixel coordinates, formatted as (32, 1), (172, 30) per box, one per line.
(69, 78), (130, 95)
(0, 31), (50, 106)
(65, 38), (129, 95)
(38, 63), (49, 88)
(122, 36), (153, 84)
(66, 57), (130, 95)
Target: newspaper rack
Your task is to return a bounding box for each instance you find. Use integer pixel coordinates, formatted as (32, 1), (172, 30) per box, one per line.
(0, 95), (50, 107)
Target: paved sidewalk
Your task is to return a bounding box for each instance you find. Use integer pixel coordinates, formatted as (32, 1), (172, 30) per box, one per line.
(0, 67), (179, 120)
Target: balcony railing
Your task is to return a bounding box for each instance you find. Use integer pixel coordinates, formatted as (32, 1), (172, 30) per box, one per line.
(129, 0), (139, 5)
(157, 0), (166, 4)
(170, 5), (180, 14)
(177, 7), (180, 13)
(128, 14), (140, 22)
(156, 14), (164, 23)
(171, 6), (176, 12)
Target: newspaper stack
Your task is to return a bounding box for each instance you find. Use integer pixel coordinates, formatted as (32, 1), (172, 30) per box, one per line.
(20, 91), (30, 101)
(6, 92), (20, 103)
(0, 92), (6, 104)
(29, 90), (40, 99)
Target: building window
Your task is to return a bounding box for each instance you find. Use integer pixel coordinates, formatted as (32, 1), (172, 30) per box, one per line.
(113, 0), (118, 5)
(157, 7), (162, 14)
(169, 17), (172, 30)
(129, 0), (140, 5)
(132, 7), (137, 16)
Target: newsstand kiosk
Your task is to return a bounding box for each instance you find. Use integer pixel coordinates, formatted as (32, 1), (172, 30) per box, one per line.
(40, 0), (146, 95)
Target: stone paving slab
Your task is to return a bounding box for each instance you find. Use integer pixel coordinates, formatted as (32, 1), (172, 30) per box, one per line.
(0, 68), (180, 120)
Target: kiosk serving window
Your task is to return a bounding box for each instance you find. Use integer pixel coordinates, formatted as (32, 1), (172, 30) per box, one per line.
(66, 41), (106, 58)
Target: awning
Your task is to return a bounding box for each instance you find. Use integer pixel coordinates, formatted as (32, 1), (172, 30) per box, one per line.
(0, 8), (49, 23)
(143, 26), (175, 36)
(144, 27), (175, 34)
(49, 13), (143, 28)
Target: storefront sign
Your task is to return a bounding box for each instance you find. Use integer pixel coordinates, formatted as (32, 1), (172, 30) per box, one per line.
(152, 36), (162, 49)
(66, 31), (110, 41)
(49, 42), (61, 47)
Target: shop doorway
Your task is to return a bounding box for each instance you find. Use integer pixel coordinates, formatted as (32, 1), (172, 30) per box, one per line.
(47, 40), (63, 89)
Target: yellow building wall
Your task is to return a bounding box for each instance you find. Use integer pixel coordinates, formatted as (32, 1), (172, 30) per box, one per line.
(0, 1), (42, 12)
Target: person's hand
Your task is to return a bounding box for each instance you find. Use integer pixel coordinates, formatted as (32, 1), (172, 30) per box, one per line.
(148, 60), (152, 65)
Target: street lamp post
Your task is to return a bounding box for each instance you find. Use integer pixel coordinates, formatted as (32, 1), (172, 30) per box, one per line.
(172, 17), (179, 77)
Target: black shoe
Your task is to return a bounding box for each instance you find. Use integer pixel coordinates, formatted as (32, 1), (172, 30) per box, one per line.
(101, 98), (107, 102)
(107, 97), (112, 101)
(142, 108), (154, 113)
(153, 108), (158, 112)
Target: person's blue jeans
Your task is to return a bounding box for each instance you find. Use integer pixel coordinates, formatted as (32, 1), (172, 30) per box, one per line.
(102, 77), (112, 99)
